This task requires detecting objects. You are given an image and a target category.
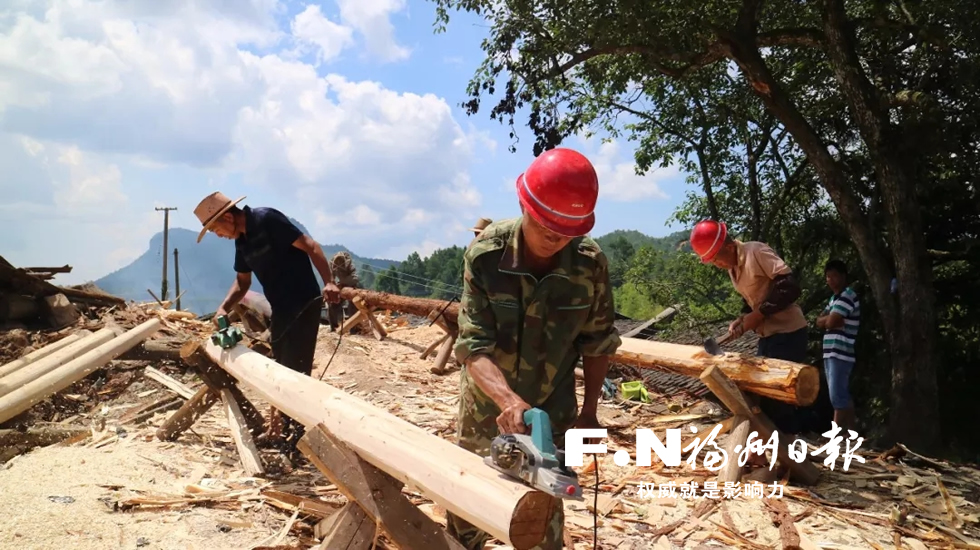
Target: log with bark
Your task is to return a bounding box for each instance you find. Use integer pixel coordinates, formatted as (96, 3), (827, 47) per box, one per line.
(614, 338), (820, 406)
(203, 340), (555, 550)
(334, 290), (817, 405)
(339, 288), (459, 321)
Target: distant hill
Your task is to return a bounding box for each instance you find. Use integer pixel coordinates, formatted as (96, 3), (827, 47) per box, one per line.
(595, 229), (689, 254)
(95, 217), (399, 315)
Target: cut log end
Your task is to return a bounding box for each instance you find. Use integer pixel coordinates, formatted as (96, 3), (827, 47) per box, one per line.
(794, 366), (820, 407)
(508, 492), (558, 550)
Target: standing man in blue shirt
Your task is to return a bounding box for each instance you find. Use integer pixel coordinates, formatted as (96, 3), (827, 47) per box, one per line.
(194, 191), (341, 454)
(816, 259), (860, 432)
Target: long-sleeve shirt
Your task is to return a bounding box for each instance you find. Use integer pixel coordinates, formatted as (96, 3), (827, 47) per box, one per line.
(454, 217), (622, 432)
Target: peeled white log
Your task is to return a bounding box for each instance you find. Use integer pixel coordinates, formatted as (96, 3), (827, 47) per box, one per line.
(0, 319), (160, 424)
(0, 332), (87, 379)
(0, 329), (116, 398)
(204, 341), (555, 550)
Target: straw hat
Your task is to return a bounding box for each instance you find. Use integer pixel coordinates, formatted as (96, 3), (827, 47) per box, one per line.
(470, 217), (493, 233)
(194, 191), (246, 243)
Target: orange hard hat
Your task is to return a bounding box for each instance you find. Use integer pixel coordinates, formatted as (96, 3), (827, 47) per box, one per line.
(690, 220), (727, 263)
(516, 148), (598, 237)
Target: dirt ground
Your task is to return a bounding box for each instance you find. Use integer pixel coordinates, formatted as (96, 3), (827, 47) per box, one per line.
(1, 320), (976, 549)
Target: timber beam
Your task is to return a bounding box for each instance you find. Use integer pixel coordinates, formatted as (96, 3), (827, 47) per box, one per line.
(203, 339), (554, 549)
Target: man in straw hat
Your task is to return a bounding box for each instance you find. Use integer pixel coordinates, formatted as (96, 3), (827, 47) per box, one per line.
(194, 191), (341, 455)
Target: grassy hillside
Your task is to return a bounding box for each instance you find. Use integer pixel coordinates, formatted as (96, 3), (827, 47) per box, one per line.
(595, 229), (688, 254)
(95, 218), (398, 315)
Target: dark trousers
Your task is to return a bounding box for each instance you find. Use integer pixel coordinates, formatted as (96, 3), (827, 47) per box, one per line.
(269, 301), (321, 449)
(756, 327), (808, 435)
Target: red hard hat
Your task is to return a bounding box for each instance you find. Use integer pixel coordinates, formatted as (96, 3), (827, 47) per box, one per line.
(690, 220), (727, 263)
(516, 148), (598, 237)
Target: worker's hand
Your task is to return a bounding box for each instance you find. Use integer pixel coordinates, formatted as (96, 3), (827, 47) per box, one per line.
(727, 317), (745, 339)
(322, 282), (341, 304)
(497, 398), (532, 435)
(213, 308), (228, 329)
(572, 413), (604, 446)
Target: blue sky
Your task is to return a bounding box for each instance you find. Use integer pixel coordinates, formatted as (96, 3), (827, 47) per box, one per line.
(0, 0), (689, 284)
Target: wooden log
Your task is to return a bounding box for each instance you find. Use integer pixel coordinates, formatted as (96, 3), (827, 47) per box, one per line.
(430, 335), (456, 375)
(156, 386), (220, 441)
(0, 424), (90, 448)
(117, 339), (183, 362)
(339, 288), (459, 320)
(204, 340), (554, 550)
(143, 366), (196, 399)
(0, 332), (86, 379)
(318, 502), (375, 550)
(180, 340), (265, 437)
(335, 291), (815, 405)
(352, 296), (386, 340)
(615, 338), (819, 406)
(421, 333), (450, 360)
(719, 416), (752, 484)
(298, 423), (466, 550)
(0, 329), (117, 399)
(219, 388), (264, 476)
(0, 319), (160, 424)
(699, 365), (820, 486)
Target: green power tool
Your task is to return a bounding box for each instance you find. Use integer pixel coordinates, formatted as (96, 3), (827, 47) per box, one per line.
(211, 315), (243, 349)
(484, 408), (583, 499)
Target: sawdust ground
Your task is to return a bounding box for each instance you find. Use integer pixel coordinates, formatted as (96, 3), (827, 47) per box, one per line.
(0, 321), (925, 549)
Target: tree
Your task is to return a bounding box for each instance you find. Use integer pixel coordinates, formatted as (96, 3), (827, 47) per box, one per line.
(399, 252), (428, 297)
(358, 263), (377, 290)
(431, 0), (980, 451)
(375, 266), (401, 294)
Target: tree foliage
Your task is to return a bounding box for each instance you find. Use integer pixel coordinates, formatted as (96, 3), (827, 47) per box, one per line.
(431, 0), (980, 453)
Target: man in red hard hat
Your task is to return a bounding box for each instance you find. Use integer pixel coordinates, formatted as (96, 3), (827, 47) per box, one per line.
(449, 148), (622, 549)
(690, 220), (808, 435)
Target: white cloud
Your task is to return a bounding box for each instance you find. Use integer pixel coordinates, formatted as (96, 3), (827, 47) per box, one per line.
(336, 0), (410, 62)
(290, 4), (353, 64)
(577, 136), (674, 201)
(0, 0), (491, 277)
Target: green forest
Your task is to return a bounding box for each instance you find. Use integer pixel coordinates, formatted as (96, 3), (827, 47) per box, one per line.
(353, 0), (980, 460)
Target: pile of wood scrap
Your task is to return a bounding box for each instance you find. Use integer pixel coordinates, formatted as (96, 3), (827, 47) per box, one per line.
(0, 256), (127, 331)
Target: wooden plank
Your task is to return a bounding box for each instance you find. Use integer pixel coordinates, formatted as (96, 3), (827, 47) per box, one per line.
(155, 387), (220, 441)
(699, 365), (820, 486)
(204, 340), (554, 550)
(318, 502), (375, 550)
(121, 396), (184, 424)
(143, 366), (196, 399)
(220, 388), (264, 476)
(298, 423), (467, 550)
(622, 306), (678, 338)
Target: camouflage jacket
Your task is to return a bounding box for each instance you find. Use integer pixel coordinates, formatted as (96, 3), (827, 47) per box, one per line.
(331, 252), (359, 288)
(454, 217), (622, 430)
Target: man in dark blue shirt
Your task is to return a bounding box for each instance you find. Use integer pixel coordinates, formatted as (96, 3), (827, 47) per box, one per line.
(194, 191), (340, 454)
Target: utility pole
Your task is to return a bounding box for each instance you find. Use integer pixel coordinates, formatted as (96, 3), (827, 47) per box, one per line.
(173, 248), (181, 311)
(155, 207), (178, 303)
